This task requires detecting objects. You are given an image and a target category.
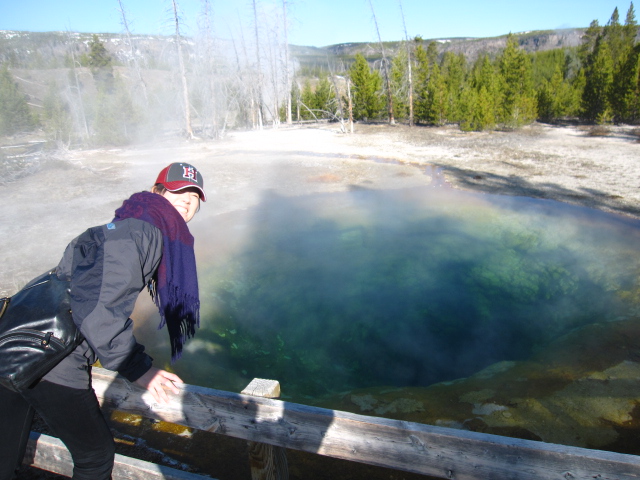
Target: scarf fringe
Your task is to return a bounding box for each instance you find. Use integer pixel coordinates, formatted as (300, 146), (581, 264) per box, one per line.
(150, 281), (200, 362)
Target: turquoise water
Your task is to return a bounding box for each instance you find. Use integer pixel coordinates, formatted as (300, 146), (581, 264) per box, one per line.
(137, 186), (640, 401)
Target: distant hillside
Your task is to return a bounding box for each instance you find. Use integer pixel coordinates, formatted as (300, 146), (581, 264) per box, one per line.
(1, 28), (586, 73)
(0, 31), (183, 70)
(270, 29), (585, 71)
(314, 28), (585, 61)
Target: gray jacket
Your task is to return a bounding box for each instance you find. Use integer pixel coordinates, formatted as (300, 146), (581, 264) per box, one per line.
(45, 218), (163, 389)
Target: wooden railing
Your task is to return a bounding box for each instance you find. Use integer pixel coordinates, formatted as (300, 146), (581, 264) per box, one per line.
(24, 432), (210, 480)
(25, 367), (640, 480)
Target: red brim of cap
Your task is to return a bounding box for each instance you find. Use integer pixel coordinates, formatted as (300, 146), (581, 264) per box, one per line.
(164, 181), (207, 202)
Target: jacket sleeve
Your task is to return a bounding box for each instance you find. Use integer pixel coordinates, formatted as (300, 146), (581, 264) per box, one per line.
(67, 219), (163, 382)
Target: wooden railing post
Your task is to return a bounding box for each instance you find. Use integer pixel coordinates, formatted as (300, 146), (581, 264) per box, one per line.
(241, 378), (289, 480)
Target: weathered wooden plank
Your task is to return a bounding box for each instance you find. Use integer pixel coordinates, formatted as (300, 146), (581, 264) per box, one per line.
(247, 441), (289, 480)
(23, 431), (73, 478)
(23, 431), (214, 480)
(243, 378), (289, 480)
(242, 378), (281, 399)
(91, 367), (640, 480)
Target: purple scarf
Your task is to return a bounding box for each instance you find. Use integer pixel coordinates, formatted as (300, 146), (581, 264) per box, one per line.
(113, 191), (200, 361)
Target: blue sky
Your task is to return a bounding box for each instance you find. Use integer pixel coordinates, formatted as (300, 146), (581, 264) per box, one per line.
(0, 0), (632, 47)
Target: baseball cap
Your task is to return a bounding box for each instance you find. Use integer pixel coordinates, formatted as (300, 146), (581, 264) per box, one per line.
(155, 162), (206, 202)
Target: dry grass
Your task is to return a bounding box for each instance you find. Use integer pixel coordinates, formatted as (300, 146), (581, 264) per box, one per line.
(586, 125), (612, 137)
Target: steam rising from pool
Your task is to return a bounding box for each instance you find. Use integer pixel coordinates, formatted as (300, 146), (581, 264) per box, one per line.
(135, 186), (640, 400)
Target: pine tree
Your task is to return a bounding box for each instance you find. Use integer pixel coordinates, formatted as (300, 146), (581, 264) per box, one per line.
(413, 41), (442, 124)
(348, 54), (383, 121)
(43, 81), (72, 145)
(390, 49), (409, 120)
(476, 85), (496, 130)
(471, 54), (500, 127)
(603, 8), (626, 67)
(571, 69), (587, 117)
(581, 37), (614, 123)
(537, 67), (564, 122)
(533, 49), (580, 123)
(314, 77), (333, 117)
(458, 84), (477, 131)
(612, 44), (640, 122)
(498, 34), (537, 127)
(629, 47), (640, 121)
(424, 63), (447, 125)
(425, 41), (438, 66)
(611, 3), (639, 122)
(579, 20), (602, 65)
(624, 2), (638, 46)
(531, 49), (567, 87)
(300, 80), (315, 120)
(0, 64), (36, 135)
(92, 75), (141, 145)
(413, 43), (431, 123)
(290, 81), (301, 121)
(563, 48), (582, 81)
(441, 52), (467, 123)
(87, 35), (114, 91)
(458, 83), (495, 132)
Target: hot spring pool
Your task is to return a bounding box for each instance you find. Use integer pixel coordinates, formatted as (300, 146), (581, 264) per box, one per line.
(135, 185), (640, 408)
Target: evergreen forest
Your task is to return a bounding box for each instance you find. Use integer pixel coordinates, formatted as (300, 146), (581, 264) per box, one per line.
(0, 3), (638, 148)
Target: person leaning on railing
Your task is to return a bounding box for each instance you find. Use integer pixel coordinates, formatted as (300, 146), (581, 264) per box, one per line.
(0, 162), (207, 480)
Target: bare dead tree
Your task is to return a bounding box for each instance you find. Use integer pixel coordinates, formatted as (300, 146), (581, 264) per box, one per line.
(398, 0), (413, 126)
(172, 0), (194, 138)
(228, 16), (249, 128)
(264, 19), (281, 127)
(117, 0), (148, 105)
(346, 77), (354, 133)
(326, 57), (347, 133)
(292, 79), (301, 121)
(330, 76), (347, 133)
(252, 0), (265, 129)
(282, 0), (292, 125)
(196, 0), (223, 138)
(200, 0), (217, 136)
(227, 11), (261, 130)
(65, 31), (89, 142)
(367, 0), (395, 125)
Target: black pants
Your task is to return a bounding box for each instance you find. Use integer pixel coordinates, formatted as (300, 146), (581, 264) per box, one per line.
(0, 380), (115, 480)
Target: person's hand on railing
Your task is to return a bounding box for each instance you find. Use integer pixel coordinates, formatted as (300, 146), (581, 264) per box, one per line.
(134, 366), (183, 404)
